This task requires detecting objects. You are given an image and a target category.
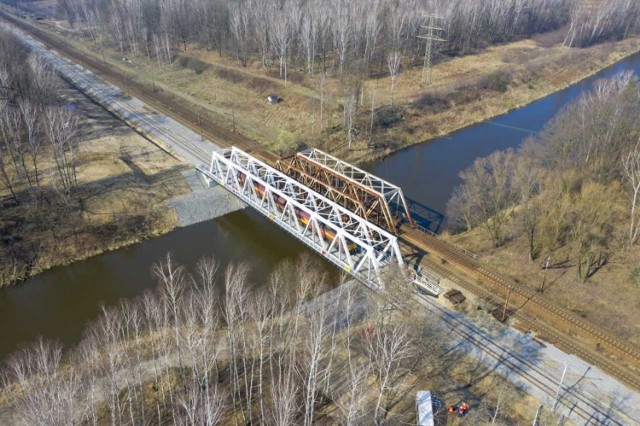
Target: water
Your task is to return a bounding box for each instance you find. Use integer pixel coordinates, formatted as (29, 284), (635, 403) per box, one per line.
(369, 52), (640, 224)
(2, 51), (640, 364)
(0, 209), (334, 362)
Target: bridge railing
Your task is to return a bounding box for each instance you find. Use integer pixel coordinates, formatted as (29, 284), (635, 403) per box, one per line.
(197, 147), (404, 290)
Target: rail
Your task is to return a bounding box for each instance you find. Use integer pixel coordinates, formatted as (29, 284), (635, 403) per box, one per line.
(412, 223), (479, 260)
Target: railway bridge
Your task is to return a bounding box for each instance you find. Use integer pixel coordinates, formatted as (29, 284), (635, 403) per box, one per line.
(197, 146), (441, 294)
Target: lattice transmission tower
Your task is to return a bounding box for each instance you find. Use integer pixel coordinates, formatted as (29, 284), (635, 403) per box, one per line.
(418, 14), (446, 85)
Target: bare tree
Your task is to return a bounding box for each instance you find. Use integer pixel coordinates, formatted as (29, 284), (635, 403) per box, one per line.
(223, 261), (251, 422)
(387, 51), (402, 108)
(270, 4), (297, 85)
(42, 106), (80, 194)
(514, 153), (541, 259)
(17, 98), (41, 188)
(449, 149), (517, 246)
(368, 319), (414, 423)
(343, 86), (359, 150)
(7, 338), (85, 426)
(27, 55), (61, 103)
(623, 140), (640, 245)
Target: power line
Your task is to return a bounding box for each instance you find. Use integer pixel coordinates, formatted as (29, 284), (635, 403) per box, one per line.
(417, 15), (446, 85)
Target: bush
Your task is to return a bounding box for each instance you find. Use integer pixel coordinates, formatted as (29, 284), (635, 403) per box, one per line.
(272, 130), (298, 156)
(213, 67), (245, 84)
(177, 56), (209, 74)
(266, 69), (304, 84)
(480, 70), (512, 93)
(414, 92), (451, 113)
(375, 108), (404, 128)
(247, 76), (279, 93)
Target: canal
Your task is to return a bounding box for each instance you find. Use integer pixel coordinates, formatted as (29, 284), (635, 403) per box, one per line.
(2, 51), (640, 363)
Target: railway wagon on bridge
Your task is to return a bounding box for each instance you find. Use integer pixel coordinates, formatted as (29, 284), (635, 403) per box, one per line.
(276, 149), (415, 234)
(236, 170), (358, 253)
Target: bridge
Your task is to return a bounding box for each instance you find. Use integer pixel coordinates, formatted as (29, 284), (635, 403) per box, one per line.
(196, 147), (431, 292)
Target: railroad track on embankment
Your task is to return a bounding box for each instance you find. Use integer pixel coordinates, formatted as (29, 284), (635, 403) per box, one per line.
(0, 8), (280, 166)
(401, 228), (640, 391)
(4, 7), (640, 393)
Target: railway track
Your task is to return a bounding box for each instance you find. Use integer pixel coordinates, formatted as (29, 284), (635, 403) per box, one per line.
(4, 7), (640, 397)
(0, 8), (279, 166)
(406, 290), (631, 424)
(413, 238), (640, 391)
(402, 228), (640, 361)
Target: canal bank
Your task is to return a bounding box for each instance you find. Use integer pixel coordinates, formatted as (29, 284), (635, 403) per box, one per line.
(368, 49), (640, 219)
(3, 48), (640, 365)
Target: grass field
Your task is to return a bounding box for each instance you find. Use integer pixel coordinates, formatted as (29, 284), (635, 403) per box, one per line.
(35, 16), (640, 164)
(0, 83), (191, 286)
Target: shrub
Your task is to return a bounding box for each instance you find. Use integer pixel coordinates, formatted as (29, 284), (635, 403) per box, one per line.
(272, 130), (298, 156)
(414, 92), (451, 113)
(266, 69), (304, 84)
(177, 56), (209, 74)
(375, 107), (404, 128)
(213, 68), (245, 84)
(247, 76), (279, 93)
(480, 70), (512, 93)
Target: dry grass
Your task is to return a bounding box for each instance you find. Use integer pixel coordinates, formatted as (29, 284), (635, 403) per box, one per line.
(444, 223), (640, 346)
(36, 17), (640, 164)
(0, 84), (191, 286)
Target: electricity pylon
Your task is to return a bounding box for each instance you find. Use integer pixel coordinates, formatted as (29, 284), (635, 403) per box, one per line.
(418, 15), (446, 85)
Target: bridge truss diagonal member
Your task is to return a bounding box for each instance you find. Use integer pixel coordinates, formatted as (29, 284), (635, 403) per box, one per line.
(277, 148), (414, 234)
(197, 147), (404, 290)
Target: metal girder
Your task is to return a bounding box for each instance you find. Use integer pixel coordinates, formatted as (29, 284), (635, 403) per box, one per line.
(277, 149), (414, 234)
(197, 147), (403, 290)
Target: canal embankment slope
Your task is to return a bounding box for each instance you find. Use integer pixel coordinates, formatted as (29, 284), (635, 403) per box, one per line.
(16, 4), (640, 166)
(0, 23), (246, 287)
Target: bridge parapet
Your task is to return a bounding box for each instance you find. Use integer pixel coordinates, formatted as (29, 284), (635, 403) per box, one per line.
(197, 147), (404, 290)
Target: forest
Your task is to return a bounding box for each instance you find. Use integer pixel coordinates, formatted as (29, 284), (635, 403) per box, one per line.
(0, 29), (86, 284)
(0, 254), (547, 425)
(0, 30), (78, 204)
(447, 72), (640, 282)
(54, 0), (639, 78)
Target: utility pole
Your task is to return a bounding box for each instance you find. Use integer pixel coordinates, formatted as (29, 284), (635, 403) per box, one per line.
(540, 255), (551, 293)
(501, 285), (512, 322)
(198, 113), (204, 140)
(417, 14), (446, 85)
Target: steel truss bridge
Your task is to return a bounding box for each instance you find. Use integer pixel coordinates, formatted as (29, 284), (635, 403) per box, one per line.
(197, 147), (407, 290)
(276, 149), (414, 234)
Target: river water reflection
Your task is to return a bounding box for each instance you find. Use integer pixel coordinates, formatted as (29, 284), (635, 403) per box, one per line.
(0, 209), (334, 362)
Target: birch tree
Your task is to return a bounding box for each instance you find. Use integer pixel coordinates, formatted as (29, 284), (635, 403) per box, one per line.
(368, 320), (414, 423)
(387, 51), (402, 108)
(623, 140), (640, 245)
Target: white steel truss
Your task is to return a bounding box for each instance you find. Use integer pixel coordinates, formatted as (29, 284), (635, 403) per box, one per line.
(197, 147), (403, 289)
(297, 148), (413, 225)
